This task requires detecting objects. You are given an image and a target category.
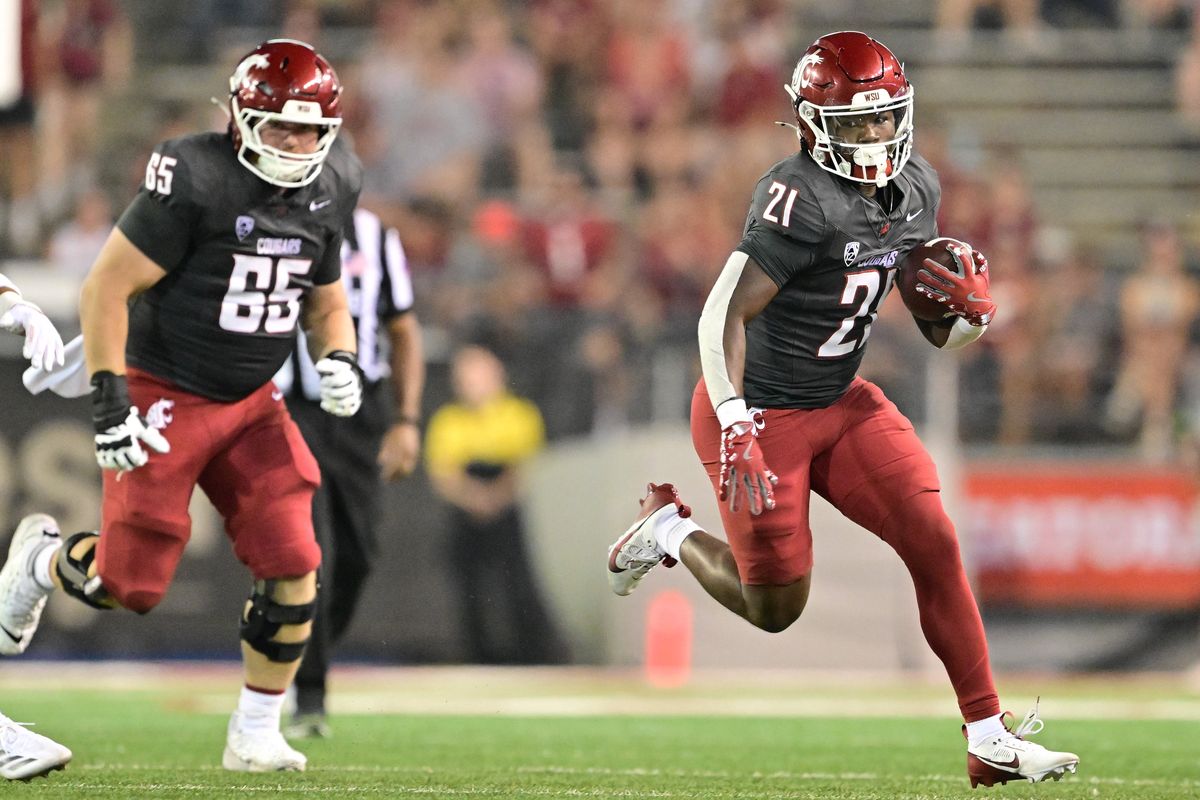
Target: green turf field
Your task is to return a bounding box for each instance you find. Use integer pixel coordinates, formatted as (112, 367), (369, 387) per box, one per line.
(3, 666), (1198, 799)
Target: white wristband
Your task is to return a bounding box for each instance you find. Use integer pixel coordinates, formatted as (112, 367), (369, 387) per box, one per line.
(716, 397), (751, 429)
(943, 317), (987, 350)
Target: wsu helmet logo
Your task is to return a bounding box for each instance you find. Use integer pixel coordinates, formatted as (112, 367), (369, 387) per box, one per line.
(230, 53), (271, 93)
(792, 53), (823, 91)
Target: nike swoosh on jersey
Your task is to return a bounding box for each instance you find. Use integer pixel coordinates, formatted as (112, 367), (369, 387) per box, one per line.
(309, 198), (333, 211)
(0, 624), (23, 645)
(906, 208), (924, 221)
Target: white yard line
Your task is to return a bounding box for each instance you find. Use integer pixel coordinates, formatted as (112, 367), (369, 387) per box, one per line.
(57, 785), (678, 797)
(70, 762), (1200, 789)
(56, 764), (1200, 794)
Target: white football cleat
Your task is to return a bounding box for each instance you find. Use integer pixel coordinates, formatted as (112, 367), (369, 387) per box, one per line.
(223, 711), (307, 772)
(607, 483), (688, 597)
(0, 713), (71, 781)
(0, 514), (61, 655)
(965, 700), (1079, 788)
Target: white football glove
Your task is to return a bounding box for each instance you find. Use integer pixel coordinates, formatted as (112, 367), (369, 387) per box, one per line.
(1, 299), (66, 371)
(94, 407), (171, 472)
(315, 350), (363, 417)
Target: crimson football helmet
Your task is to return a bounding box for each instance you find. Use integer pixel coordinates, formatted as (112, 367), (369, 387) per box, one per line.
(784, 31), (913, 187)
(228, 39), (342, 188)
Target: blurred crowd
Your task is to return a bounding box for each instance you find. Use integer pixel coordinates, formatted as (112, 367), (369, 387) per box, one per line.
(3, 0), (1200, 462)
(936, 0), (1194, 43)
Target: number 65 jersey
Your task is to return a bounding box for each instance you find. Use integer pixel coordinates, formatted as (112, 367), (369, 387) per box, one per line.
(736, 149), (941, 409)
(116, 132), (362, 402)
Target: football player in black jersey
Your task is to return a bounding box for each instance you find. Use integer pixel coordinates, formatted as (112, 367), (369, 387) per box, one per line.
(0, 40), (363, 773)
(606, 32), (1078, 788)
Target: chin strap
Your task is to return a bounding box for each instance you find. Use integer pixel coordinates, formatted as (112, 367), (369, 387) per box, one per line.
(774, 120), (805, 149)
(852, 145), (891, 187)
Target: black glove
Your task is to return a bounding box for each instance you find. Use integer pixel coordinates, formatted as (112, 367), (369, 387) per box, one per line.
(90, 371), (170, 471)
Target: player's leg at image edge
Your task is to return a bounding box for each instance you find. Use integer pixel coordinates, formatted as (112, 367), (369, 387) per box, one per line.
(605, 484), (1081, 789)
(0, 515), (73, 781)
(1, 517), (121, 660)
(0, 514), (63, 655)
(0, 712), (72, 781)
(1, 515), (313, 772)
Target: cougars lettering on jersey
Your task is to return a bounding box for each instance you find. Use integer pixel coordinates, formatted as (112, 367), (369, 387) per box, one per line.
(116, 133), (363, 401)
(736, 151), (941, 408)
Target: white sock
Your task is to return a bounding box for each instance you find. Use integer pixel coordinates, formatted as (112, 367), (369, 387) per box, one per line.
(237, 686), (286, 734)
(32, 541), (62, 592)
(654, 509), (702, 562)
(965, 713), (1007, 745)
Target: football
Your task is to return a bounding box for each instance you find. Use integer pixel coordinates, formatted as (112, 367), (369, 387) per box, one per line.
(896, 239), (966, 322)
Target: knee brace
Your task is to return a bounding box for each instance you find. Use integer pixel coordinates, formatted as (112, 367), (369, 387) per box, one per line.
(54, 532), (116, 610)
(239, 579), (317, 663)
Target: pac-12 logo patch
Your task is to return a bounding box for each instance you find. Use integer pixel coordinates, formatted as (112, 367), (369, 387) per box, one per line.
(843, 241), (860, 266)
(236, 215), (255, 241)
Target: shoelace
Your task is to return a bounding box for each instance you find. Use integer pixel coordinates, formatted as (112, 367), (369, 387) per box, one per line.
(987, 699), (1046, 751)
(1007, 698), (1045, 740)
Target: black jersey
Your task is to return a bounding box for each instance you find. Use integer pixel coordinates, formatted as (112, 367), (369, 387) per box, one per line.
(735, 150), (940, 409)
(117, 132), (362, 401)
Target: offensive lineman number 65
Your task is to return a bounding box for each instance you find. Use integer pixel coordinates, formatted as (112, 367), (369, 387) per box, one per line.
(219, 255), (311, 334)
(143, 152), (311, 335)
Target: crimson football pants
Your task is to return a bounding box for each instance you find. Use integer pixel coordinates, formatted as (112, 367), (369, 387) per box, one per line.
(96, 367), (322, 614)
(691, 377), (1000, 721)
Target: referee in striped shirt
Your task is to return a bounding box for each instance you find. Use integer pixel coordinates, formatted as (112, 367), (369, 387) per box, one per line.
(274, 207), (425, 738)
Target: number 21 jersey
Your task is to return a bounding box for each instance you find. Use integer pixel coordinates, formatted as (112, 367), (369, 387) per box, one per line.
(735, 149), (941, 409)
(117, 132), (362, 401)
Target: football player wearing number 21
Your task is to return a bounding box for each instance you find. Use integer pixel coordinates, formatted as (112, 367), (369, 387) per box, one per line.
(606, 32), (1079, 789)
(0, 39), (363, 773)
